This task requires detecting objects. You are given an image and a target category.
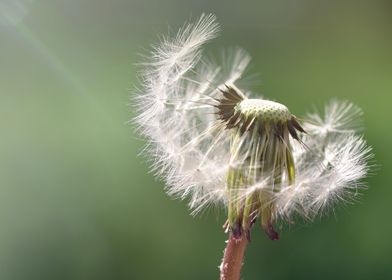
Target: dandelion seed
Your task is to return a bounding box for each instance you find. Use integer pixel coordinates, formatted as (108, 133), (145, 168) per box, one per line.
(133, 14), (372, 280)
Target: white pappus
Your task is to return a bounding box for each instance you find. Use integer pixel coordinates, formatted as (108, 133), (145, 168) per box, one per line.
(133, 14), (372, 240)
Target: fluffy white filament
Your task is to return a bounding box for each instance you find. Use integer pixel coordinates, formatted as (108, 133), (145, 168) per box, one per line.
(133, 14), (372, 221)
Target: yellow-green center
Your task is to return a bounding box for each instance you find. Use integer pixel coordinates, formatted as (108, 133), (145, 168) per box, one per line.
(236, 99), (291, 122)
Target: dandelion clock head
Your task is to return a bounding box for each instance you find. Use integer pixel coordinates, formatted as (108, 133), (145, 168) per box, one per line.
(133, 14), (372, 241)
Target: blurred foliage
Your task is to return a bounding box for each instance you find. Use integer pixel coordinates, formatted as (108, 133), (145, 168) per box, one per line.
(0, 0), (391, 279)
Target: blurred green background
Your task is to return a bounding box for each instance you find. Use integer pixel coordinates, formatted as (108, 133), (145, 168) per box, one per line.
(0, 0), (391, 279)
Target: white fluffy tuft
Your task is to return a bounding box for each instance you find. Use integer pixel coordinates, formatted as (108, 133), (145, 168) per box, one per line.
(133, 15), (372, 222)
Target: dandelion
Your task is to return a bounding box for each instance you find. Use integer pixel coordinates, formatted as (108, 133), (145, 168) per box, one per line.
(133, 14), (372, 280)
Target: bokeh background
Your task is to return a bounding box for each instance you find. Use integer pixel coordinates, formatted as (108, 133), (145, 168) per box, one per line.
(1, 0), (391, 279)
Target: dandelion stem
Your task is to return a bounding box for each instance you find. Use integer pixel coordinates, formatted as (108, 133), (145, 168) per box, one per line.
(220, 233), (248, 280)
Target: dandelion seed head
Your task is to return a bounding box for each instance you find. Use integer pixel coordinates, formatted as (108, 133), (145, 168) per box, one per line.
(133, 14), (372, 240)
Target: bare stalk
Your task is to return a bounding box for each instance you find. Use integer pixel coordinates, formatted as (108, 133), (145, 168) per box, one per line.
(220, 233), (248, 280)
